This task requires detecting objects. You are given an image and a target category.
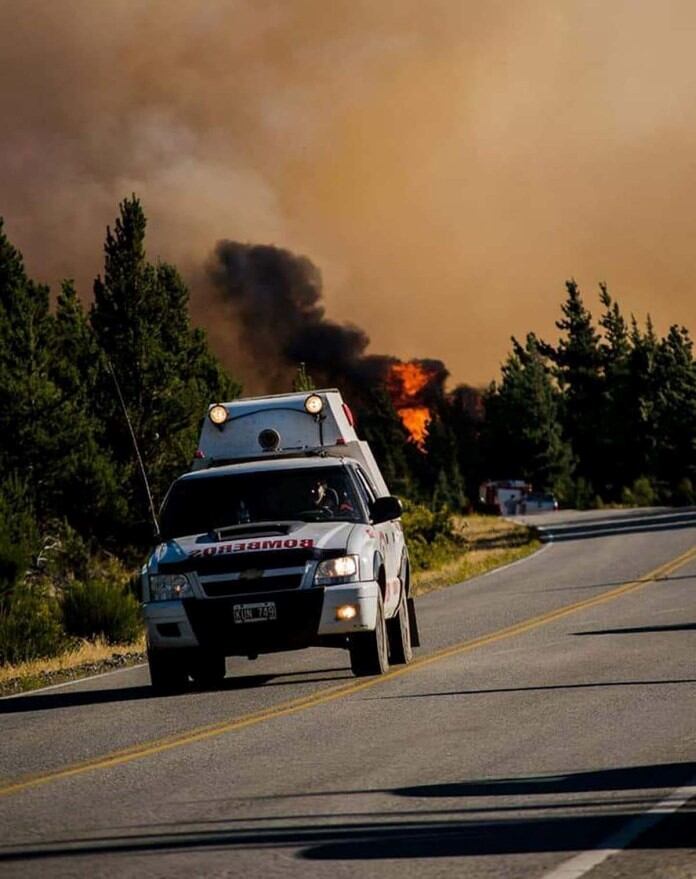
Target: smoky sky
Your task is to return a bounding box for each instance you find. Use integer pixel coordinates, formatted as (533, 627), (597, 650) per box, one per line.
(4, 0), (696, 384)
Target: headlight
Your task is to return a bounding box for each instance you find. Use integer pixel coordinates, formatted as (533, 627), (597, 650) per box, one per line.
(314, 555), (359, 586)
(148, 574), (194, 601)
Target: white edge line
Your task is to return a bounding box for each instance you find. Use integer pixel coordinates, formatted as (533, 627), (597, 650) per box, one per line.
(0, 663), (147, 701)
(540, 776), (696, 879)
(478, 539), (553, 579)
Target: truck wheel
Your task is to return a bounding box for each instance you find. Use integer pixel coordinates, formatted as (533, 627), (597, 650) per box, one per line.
(349, 594), (390, 677)
(147, 647), (188, 694)
(387, 594), (413, 665)
(189, 651), (226, 689)
(407, 596), (421, 648)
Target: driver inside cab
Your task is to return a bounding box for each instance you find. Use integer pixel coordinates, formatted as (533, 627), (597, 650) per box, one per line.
(311, 479), (340, 514)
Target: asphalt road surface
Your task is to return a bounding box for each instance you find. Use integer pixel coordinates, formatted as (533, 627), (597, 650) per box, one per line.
(1, 507), (695, 878)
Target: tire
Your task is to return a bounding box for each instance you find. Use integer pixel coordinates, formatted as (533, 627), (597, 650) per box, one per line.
(387, 593), (413, 665)
(147, 646), (189, 694)
(349, 592), (390, 677)
(407, 596), (421, 648)
(189, 651), (226, 689)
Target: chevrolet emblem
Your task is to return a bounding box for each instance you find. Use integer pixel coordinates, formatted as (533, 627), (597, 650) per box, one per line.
(239, 568), (263, 580)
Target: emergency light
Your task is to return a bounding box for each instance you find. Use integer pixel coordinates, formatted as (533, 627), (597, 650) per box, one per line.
(304, 394), (324, 416)
(208, 404), (228, 426)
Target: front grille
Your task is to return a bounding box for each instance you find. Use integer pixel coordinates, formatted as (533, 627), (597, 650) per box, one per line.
(202, 574), (304, 597)
(162, 549), (317, 575)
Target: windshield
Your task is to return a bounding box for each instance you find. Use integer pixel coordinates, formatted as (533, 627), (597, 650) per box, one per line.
(160, 466), (363, 539)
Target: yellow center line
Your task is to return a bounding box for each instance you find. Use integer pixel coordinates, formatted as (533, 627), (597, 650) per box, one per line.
(2, 542), (695, 798)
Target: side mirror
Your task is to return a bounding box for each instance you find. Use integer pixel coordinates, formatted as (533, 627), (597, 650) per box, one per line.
(370, 495), (403, 524)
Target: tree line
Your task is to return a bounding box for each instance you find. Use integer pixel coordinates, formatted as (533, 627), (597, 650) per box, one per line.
(479, 281), (696, 508)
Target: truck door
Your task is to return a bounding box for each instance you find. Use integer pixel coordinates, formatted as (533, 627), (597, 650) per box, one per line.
(354, 467), (401, 616)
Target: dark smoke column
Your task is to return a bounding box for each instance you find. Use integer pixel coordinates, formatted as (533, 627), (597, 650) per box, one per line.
(207, 241), (371, 391)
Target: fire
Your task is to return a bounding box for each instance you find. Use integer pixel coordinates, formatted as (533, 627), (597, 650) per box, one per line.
(397, 406), (431, 448)
(389, 362), (432, 398)
(387, 361), (435, 450)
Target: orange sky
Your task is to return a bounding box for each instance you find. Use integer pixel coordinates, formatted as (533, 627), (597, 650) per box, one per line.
(3, 0), (696, 385)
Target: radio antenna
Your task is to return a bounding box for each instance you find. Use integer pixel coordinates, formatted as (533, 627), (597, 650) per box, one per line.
(104, 356), (160, 537)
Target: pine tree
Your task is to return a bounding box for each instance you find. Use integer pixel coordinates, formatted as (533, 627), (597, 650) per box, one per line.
(90, 197), (240, 540)
(448, 384), (484, 510)
(0, 219), (63, 516)
(48, 281), (126, 538)
(626, 315), (660, 484)
(651, 325), (696, 491)
(550, 280), (603, 492)
(292, 362), (316, 391)
(597, 284), (633, 497)
(483, 334), (571, 492)
(423, 407), (466, 510)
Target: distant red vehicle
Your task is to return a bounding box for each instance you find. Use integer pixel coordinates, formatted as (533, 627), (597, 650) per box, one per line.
(479, 481), (558, 515)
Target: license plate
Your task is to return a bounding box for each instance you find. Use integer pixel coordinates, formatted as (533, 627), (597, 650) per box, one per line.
(233, 602), (277, 624)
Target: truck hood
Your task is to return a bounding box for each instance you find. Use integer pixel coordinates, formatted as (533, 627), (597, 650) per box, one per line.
(149, 520), (357, 572)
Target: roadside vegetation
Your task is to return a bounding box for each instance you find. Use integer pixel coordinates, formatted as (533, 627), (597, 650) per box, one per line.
(403, 504), (539, 596)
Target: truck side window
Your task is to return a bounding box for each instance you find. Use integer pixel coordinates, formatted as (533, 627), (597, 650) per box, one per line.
(353, 468), (376, 510)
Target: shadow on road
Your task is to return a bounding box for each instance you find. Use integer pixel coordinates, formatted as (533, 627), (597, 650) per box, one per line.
(526, 572), (696, 594)
(365, 678), (696, 702)
(0, 762), (693, 864)
(392, 761), (696, 798)
(574, 623), (696, 635)
(0, 667), (351, 715)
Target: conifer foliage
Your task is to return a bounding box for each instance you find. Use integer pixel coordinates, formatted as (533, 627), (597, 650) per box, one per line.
(0, 200), (241, 662)
(483, 333), (570, 493)
(91, 197), (239, 539)
(484, 280), (696, 506)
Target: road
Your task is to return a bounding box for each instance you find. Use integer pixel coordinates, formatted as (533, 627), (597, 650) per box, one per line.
(1, 507), (695, 878)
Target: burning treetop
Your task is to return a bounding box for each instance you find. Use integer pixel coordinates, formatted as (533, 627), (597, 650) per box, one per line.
(387, 361), (441, 449)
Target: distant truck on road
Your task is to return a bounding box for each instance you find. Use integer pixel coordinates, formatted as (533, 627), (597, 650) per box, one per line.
(479, 480), (558, 515)
(142, 390), (419, 692)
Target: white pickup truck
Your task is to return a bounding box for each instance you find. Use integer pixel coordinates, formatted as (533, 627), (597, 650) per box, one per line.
(142, 390), (419, 692)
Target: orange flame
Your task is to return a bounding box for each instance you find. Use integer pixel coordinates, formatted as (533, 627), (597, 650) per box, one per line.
(387, 361), (434, 450)
(397, 406), (431, 448)
(389, 362), (432, 398)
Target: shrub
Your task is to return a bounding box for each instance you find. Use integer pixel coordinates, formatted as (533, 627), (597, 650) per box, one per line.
(0, 536), (31, 608)
(572, 477), (596, 510)
(0, 474), (40, 606)
(0, 581), (66, 665)
(402, 502), (461, 571)
(62, 578), (142, 644)
(673, 477), (695, 506)
(631, 476), (655, 507)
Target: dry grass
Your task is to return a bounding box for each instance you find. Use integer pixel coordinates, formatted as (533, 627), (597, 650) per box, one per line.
(0, 635), (145, 692)
(412, 514), (539, 596)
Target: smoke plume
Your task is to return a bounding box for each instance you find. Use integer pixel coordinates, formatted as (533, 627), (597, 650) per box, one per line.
(206, 240), (420, 393)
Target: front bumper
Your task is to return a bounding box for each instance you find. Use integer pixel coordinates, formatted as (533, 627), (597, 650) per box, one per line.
(143, 581), (380, 654)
